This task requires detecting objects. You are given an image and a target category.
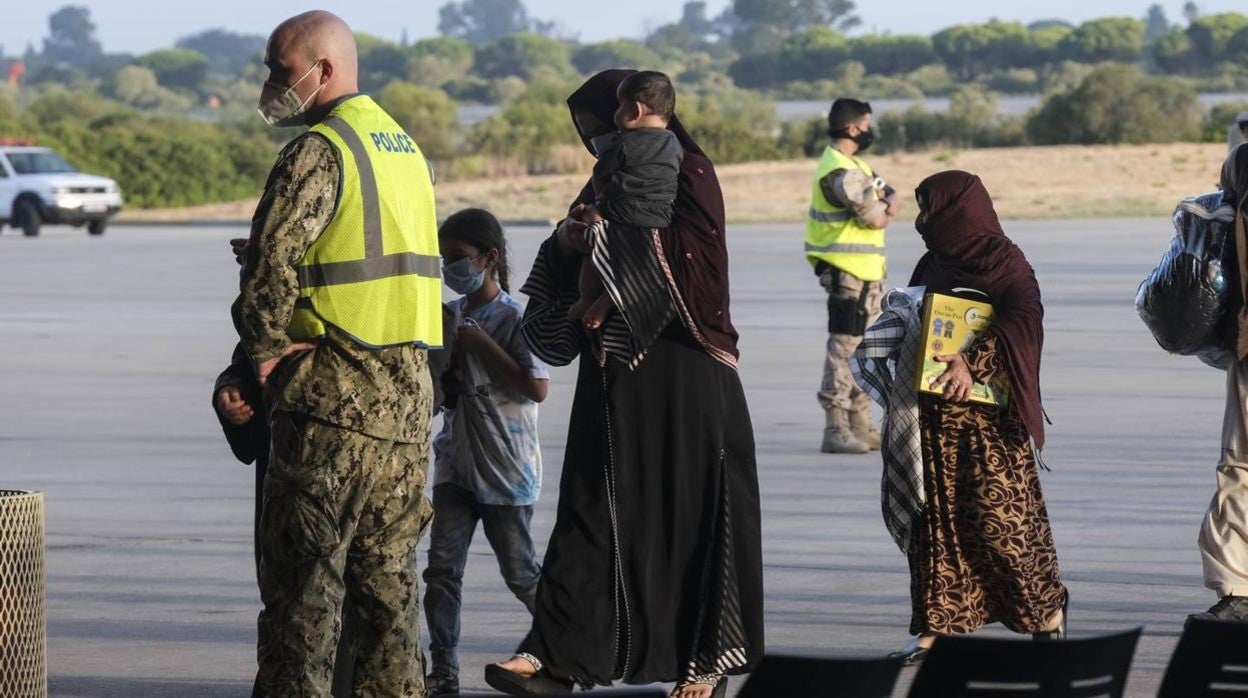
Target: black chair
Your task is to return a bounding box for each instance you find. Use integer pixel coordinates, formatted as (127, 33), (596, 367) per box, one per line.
(907, 627), (1142, 698)
(737, 654), (904, 698)
(462, 688), (665, 697)
(1158, 618), (1248, 697)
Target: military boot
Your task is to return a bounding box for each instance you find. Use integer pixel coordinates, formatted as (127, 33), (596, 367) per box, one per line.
(849, 409), (882, 451)
(822, 407), (870, 454)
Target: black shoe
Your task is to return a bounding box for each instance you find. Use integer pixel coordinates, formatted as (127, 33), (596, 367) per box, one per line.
(1188, 595), (1248, 625)
(1034, 591), (1069, 640)
(426, 672), (459, 696)
(484, 664), (574, 696)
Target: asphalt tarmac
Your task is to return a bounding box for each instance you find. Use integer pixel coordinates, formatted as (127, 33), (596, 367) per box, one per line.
(0, 219), (1225, 696)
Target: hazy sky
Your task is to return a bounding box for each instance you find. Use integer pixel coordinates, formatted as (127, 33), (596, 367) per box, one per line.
(2, 1), (1246, 56)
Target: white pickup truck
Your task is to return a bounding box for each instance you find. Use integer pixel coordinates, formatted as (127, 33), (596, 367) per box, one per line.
(0, 144), (123, 236)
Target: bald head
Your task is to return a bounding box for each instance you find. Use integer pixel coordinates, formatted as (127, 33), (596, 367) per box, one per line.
(261, 10), (359, 117)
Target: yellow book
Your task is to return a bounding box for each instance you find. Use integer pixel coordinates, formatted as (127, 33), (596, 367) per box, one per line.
(916, 291), (1010, 406)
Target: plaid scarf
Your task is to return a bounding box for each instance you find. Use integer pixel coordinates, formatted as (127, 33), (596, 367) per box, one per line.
(850, 286), (926, 554)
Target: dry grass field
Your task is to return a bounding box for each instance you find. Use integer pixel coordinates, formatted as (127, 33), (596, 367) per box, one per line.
(120, 142), (1231, 225)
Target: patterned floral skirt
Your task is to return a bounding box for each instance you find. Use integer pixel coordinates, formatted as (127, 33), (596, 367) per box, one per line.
(908, 395), (1066, 636)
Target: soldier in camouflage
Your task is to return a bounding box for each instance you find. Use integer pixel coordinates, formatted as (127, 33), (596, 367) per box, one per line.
(235, 11), (434, 697)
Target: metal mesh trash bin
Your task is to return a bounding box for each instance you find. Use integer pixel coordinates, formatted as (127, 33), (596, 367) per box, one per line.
(0, 490), (46, 698)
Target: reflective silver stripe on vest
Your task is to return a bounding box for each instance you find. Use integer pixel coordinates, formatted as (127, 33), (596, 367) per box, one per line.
(808, 207), (853, 223)
(321, 116), (384, 258)
(298, 116), (438, 287)
(804, 241), (885, 255)
(298, 252), (440, 287)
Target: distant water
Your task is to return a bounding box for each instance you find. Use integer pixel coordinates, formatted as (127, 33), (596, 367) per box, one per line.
(457, 93), (1248, 127)
(774, 93), (1248, 121)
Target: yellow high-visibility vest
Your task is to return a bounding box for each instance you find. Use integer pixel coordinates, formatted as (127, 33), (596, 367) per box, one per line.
(288, 95), (442, 348)
(804, 145), (886, 282)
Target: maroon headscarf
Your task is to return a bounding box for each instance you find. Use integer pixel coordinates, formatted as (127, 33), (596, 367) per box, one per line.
(910, 171), (1049, 449)
(566, 70), (740, 363)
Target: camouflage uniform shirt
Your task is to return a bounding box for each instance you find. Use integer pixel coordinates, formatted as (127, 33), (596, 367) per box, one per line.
(234, 131), (430, 444)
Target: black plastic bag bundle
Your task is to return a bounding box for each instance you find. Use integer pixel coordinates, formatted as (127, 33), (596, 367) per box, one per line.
(1135, 192), (1235, 369)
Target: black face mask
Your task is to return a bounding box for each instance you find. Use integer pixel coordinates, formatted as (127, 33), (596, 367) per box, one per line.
(855, 128), (875, 152)
(831, 127), (875, 153)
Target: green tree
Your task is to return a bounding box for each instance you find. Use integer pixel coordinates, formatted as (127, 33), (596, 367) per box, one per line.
(1229, 27), (1248, 64)
(726, 52), (782, 88)
(1037, 60), (1096, 95)
(1183, 2), (1201, 24)
(102, 65), (193, 111)
(376, 82), (458, 161)
(1026, 63), (1199, 144)
(475, 33), (574, 82)
(468, 82), (582, 171)
(727, 24), (854, 87)
(677, 1), (719, 39)
(850, 35), (936, 75)
(407, 37), (475, 87)
(1153, 28), (1196, 72)
(1204, 100), (1248, 141)
(1028, 19), (1074, 32)
(41, 6), (102, 68)
(932, 21), (1032, 80)
(776, 27), (850, 81)
(1187, 13), (1248, 68)
(26, 89), (119, 126)
(1026, 24), (1073, 65)
(647, 1), (730, 52)
(732, 0), (859, 34)
(646, 24), (701, 54)
(874, 86), (1026, 151)
(356, 35), (409, 92)
(572, 40), (663, 75)
(730, 23), (788, 56)
(438, 0), (552, 46)
(175, 29), (265, 75)
(135, 48), (209, 92)
(1145, 4), (1171, 39)
(1057, 17), (1146, 63)
(678, 86), (782, 163)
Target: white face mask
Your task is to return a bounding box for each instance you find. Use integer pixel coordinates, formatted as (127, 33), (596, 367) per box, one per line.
(257, 60), (325, 128)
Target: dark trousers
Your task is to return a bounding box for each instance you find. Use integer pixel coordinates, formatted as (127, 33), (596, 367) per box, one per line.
(423, 483), (541, 679)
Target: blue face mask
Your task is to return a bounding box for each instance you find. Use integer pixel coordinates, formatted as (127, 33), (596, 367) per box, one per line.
(442, 256), (486, 295)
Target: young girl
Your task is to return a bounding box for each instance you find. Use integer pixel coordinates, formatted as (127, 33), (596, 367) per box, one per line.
(423, 208), (550, 697)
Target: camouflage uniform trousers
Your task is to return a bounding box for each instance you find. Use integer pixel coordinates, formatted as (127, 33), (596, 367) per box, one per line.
(257, 410), (433, 698)
(817, 266), (885, 413)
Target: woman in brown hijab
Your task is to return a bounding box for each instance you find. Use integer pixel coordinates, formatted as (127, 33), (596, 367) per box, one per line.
(484, 70), (763, 698)
(896, 170), (1067, 663)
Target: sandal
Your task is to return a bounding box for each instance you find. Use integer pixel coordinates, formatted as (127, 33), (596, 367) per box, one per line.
(888, 636), (931, 666)
(1033, 592), (1069, 641)
(672, 674), (727, 698)
(483, 653), (574, 696)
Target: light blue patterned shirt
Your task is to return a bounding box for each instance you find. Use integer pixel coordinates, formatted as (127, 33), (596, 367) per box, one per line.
(432, 290), (550, 505)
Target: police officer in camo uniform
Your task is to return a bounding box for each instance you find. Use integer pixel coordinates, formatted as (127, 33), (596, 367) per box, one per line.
(805, 98), (900, 454)
(235, 10), (441, 697)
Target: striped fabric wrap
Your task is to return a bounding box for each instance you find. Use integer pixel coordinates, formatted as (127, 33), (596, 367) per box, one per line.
(520, 220), (677, 370)
(588, 220), (678, 369)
